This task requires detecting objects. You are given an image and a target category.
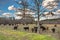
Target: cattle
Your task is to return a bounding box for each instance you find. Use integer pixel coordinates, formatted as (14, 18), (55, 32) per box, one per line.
(40, 25), (46, 32)
(3, 24), (7, 25)
(31, 24), (47, 33)
(14, 25), (18, 30)
(54, 24), (57, 27)
(24, 27), (29, 31)
(31, 27), (38, 33)
(9, 24), (11, 26)
(51, 25), (57, 33)
(51, 28), (55, 33)
(34, 27), (38, 33)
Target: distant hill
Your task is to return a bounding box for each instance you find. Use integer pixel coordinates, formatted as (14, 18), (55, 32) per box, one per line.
(40, 18), (60, 24)
(0, 16), (60, 24)
(0, 17), (35, 24)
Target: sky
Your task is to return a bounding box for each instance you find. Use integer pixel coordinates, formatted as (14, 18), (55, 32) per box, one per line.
(0, 0), (60, 20)
(0, 0), (18, 13)
(0, 0), (46, 14)
(0, 0), (60, 13)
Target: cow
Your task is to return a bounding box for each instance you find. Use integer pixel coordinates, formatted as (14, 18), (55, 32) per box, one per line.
(54, 24), (57, 27)
(51, 28), (55, 33)
(40, 25), (46, 32)
(14, 25), (18, 30)
(24, 27), (29, 31)
(31, 28), (34, 32)
(33, 27), (38, 33)
(51, 25), (57, 33)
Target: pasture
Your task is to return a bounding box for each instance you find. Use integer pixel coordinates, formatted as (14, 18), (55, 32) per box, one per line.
(0, 24), (59, 40)
(0, 27), (56, 40)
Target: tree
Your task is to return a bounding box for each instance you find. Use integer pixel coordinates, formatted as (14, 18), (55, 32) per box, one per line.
(14, 0), (35, 24)
(15, 0), (31, 17)
(32, 0), (44, 33)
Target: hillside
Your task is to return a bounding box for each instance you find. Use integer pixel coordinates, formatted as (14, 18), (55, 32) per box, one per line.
(0, 17), (60, 24)
(40, 18), (60, 24)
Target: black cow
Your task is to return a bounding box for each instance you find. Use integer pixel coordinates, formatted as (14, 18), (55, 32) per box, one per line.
(51, 25), (57, 33)
(24, 27), (29, 31)
(40, 26), (46, 31)
(34, 27), (38, 33)
(9, 24), (11, 26)
(31, 27), (38, 33)
(14, 25), (18, 30)
(51, 28), (55, 33)
(3, 24), (6, 25)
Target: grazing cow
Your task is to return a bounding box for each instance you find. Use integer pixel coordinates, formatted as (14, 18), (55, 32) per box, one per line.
(51, 28), (55, 33)
(51, 25), (57, 33)
(4, 24), (6, 25)
(54, 24), (57, 27)
(12, 24), (14, 26)
(14, 25), (18, 30)
(24, 27), (29, 31)
(34, 27), (38, 33)
(40, 25), (46, 31)
(9, 24), (11, 26)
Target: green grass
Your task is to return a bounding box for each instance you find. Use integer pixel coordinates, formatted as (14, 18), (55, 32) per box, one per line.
(0, 28), (56, 40)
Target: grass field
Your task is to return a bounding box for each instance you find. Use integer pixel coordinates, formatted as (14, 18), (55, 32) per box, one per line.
(0, 27), (56, 40)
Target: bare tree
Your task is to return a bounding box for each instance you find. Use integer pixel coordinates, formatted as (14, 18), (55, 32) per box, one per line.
(32, 0), (44, 33)
(15, 0), (29, 17)
(14, 0), (33, 24)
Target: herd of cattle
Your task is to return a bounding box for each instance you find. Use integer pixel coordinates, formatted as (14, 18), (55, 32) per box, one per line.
(13, 24), (57, 33)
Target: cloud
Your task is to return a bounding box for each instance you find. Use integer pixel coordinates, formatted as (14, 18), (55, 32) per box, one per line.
(26, 11), (35, 14)
(34, 12), (60, 21)
(0, 10), (4, 13)
(2, 13), (11, 17)
(14, 11), (36, 20)
(34, 18), (38, 21)
(15, 16), (22, 19)
(42, 0), (58, 10)
(56, 9), (60, 13)
(15, 11), (35, 16)
(15, 12), (22, 16)
(1, 12), (60, 21)
(8, 5), (16, 10)
(0, 10), (4, 15)
(41, 12), (60, 20)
